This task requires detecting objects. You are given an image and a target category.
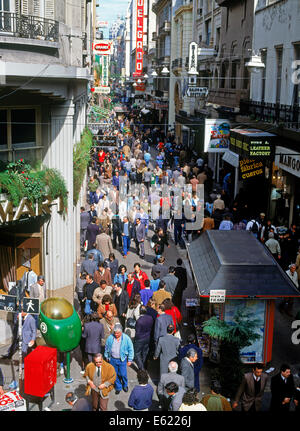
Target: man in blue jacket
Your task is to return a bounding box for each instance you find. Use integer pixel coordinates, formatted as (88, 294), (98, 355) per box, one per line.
(104, 323), (134, 394)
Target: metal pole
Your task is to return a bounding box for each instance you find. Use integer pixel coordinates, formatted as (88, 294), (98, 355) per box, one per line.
(63, 351), (73, 384)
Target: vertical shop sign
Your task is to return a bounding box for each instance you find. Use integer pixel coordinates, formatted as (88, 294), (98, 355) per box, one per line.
(133, 0), (144, 77)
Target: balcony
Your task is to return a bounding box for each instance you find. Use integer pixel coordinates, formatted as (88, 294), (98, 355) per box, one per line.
(0, 12), (59, 42)
(172, 58), (183, 74)
(240, 100), (300, 131)
(207, 88), (249, 109)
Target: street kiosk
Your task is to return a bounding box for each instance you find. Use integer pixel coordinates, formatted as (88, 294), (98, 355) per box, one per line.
(187, 230), (300, 364)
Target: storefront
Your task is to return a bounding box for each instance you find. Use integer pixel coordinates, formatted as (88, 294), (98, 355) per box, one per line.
(187, 230), (300, 364)
(229, 128), (277, 215)
(271, 146), (300, 226)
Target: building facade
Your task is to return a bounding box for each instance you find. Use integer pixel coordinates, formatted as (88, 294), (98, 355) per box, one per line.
(0, 0), (93, 343)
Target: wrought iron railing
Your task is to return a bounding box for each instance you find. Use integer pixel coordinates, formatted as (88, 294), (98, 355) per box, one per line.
(0, 12), (59, 41)
(240, 99), (300, 131)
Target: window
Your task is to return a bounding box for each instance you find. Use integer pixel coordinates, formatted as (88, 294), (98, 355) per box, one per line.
(276, 47), (283, 104)
(243, 61), (250, 90)
(220, 62), (226, 88)
(205, 19), (211, 46)
(0, 0), (11, 31)
(261, 50), (267, 101)
(0, 108), (40, 163)
(231, 61), (239, 89)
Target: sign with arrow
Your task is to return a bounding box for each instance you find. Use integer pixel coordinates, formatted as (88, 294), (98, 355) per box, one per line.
(187, 87), (208, 97)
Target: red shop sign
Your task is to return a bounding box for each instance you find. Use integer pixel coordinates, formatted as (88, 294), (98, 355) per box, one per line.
(133, 0), (144, 77)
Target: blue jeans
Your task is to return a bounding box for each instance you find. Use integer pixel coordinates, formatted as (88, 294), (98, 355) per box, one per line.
(123, 235), (131, 256)
(110, 357), (128, 391)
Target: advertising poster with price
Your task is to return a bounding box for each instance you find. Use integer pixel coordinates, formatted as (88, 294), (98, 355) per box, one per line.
(0, 391), (26, 411)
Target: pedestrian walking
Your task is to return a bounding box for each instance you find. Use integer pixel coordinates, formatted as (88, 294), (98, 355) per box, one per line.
(233, 363), (268, 412)
(82, 313), (104, 362)
(128, 370), (154, 411)
(154, 304), (173, 345)
(84, 353), (116, 411)
(270, 364), (296, 412)
(201, 380), (232, 411)
(180, 349), (198, 390)
(104, 323), (134, 394)
(134, 306), (154, 370)
(178, 334), (203, 393)
(165, 382), (186, 412)
(154, 324), (180, 376)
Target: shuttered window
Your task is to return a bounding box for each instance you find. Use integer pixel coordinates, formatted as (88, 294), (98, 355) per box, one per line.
(44, 0), (54, 19)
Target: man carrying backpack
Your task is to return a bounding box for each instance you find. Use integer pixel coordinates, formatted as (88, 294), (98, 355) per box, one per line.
(246, 217), (261, 239)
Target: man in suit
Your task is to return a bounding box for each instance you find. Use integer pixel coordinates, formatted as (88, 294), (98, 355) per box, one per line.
(84, 353), (116, 411)
(154, 304), (173, 346)
(178, 334), (203, 393)
(133, 217), (146, 259)
(113, 282), (129, 329)
(100, 310), (120, 347)
(233, 363), (268, 412)
(157, 361), (185, 410)
(270, 364), (296, 412)
(21, 310), (36, 361)
(81, 313), (104, 361)
(65, 392), (92, 411)
(21, 268), (37, 296)
(180, 348), (198, 390)
(96, 229), (113, 260)
(88, 204), (98, 222)
(154, 325), (180, 376)
(162, 267), (178, 298)
(80, 207), (90, 249)
(165, 382), (186, 411)
(151, 256), (168, 279)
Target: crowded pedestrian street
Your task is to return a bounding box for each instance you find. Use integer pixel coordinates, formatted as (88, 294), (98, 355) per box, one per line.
(1, 0), (300, 419)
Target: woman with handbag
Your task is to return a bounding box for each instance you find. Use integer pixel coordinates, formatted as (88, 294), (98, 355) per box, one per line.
(125, 294), (142, 340)
(162, 298), (182, 338)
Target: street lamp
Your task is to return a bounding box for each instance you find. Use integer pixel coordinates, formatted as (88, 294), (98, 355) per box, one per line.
(246, 54), (265, 73)
(161, 66), (170, 75)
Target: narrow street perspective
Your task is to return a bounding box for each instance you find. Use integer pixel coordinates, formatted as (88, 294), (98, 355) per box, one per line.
(0, 0), (300, 418)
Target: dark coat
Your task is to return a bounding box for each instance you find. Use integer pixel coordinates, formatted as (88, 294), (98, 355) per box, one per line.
(154, 314), (173, 343)
(270, 372), (296, 411)
(124, 279), (141, 299)
(114, 289), (130, 316)
(86, 223), (101, 249)
(151, 263), (169, 279)
(72, 397), (92, 411)
(82, 321), (104, 354)
(174, 266), (187, 290)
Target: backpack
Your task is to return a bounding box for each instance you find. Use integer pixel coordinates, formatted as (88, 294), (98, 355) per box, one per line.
(250, 220), (259, 234)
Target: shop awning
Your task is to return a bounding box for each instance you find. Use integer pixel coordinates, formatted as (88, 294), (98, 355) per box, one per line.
(222, 150), (239, 168)
(187, 230), (300, 298)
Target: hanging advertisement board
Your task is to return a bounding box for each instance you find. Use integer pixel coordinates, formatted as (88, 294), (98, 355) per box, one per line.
(133, 0), (144, 77)
(204, 119), (230, 152)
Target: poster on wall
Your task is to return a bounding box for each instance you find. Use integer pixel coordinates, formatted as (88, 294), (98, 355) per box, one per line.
(224, 299), (265, 363)
(204, 119), (230, 152)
